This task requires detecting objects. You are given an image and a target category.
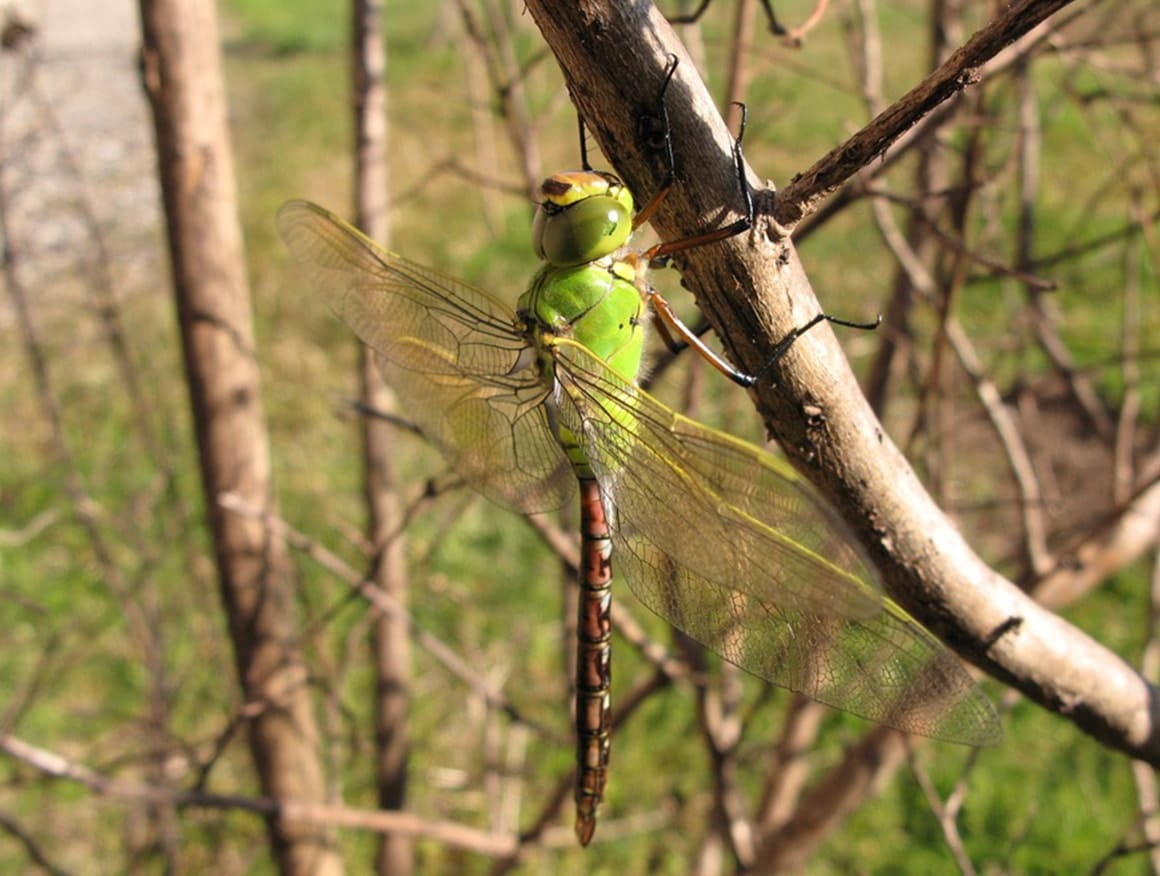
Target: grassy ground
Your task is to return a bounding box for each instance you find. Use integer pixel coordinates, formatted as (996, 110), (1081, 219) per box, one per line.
(1, 0), (1155, 873)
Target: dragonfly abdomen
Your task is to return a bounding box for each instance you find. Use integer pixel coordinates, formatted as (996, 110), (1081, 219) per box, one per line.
(574, 475), (613, 846)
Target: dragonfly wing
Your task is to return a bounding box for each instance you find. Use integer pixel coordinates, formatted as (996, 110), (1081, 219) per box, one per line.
(278, 200), (574, 514)
(612, 536), (1001, 744)
(552, 340), (880, 619)
(552, 340), (1001, 745)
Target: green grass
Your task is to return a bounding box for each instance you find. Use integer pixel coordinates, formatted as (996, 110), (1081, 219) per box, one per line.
(0, 1), (1155, 873)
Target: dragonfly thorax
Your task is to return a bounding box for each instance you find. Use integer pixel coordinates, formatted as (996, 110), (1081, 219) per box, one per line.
(518, 257), (648, 386)
(532, 171), (635, 267)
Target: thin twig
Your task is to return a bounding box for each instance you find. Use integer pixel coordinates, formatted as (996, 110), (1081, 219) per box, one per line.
(783, 0), (830, 47)
(1033, 455), (1160, 607)
(908, 752), (980, 876)
(752, 726), (908, 871)
(0, 807), (70, 876)
(0, 733), (522, 856)
(779, 0), (1076, 228)
(945, 318), (1054, 578)
(755, 695), (826, 835)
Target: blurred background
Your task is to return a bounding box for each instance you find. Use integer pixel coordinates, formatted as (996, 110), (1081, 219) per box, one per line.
(1, 0), (1157, 872)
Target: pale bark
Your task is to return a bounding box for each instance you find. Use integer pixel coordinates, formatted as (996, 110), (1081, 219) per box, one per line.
(350, 1), (415, 873)
(137, 1), (341, 872)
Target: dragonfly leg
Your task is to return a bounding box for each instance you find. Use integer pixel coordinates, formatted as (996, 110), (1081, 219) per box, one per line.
(666, 0), (713, 25)
(567, 54), (679, 232)
(572, 51), (679, 183)
(758, 0), (788, 35)
(647, 288), (880, 387)
(641, 102), (754, 263)
(646, 285), (759, 388)
(573, 51), (678, 202)
(633, 85), (877, 386)
(577, 114), (593, 172)
(632, 54), (680, 231)
(668, 0), (787, 34)
(754, 312), (883, 380)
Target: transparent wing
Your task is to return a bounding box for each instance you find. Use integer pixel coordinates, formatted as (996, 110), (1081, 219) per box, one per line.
(553, 340), (1001, 745)
(278, 200), (574, 514)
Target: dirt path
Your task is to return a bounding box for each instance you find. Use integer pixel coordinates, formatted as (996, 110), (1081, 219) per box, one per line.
(1, 0), (159, 306)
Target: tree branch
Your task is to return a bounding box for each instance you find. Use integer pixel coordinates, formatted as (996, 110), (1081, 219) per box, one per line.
(774, 0), (1074, 227)
(0, 733), (521, 857)
(524, 0), (1160, 763)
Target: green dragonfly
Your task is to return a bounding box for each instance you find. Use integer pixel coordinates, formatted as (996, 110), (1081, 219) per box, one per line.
(278, 86), (1001, 850)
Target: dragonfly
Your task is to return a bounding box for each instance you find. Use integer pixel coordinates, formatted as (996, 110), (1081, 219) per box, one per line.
(278, 69), (1001, 848)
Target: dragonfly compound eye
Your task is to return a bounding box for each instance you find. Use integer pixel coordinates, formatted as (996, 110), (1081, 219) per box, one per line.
(532, 171), (635, 267)
(533, 195), (633, 267)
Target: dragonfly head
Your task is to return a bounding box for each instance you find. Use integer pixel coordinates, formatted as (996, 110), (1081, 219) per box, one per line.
(532, 171), (635, 267)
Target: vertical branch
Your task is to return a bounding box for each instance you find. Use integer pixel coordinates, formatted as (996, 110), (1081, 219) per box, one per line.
(1113, 203), (1142, 505)
(481, 0), (542, 200)
(12, 58), (192, 867)
(908, 753), (982, 876)
(0, 26), (212, 870)
(0, 44), (185, 870)
(722, 0), (757, 133)
(137, 2), (340, 873)
(753, 728), (908, 872)
(921, 85), (983, 507)
(454, 0), (542, 202)
(755, 696), (827, 834)
(460, 14), (504, 234)
(350, 2), (414, 874)
(674, 634), (746, 872)
(1020, 45), (1115, 443)
(861, 0), (950, 414)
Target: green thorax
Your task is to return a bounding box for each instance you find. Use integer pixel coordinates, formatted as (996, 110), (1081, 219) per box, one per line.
(519, 257), (647, 384)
